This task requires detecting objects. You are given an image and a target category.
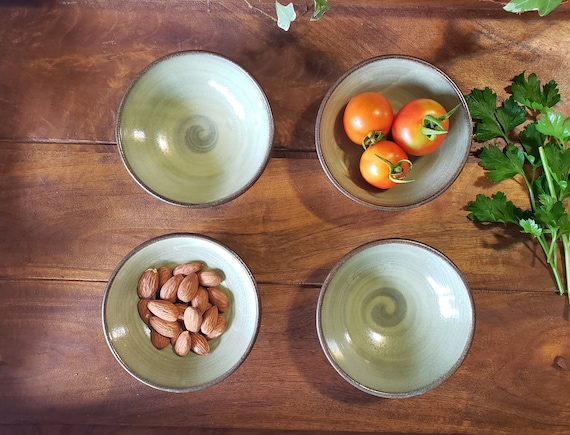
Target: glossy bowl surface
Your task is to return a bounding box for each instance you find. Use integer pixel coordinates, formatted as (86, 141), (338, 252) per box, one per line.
(117, 51), (273, 207)
(102, 233), (261, 392)
(316, 239), (474, 398)
(316, 55), (472, 210)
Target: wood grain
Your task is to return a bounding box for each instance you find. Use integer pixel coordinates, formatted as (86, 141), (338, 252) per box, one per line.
(1, 1), (569, 148)
(2, 0), (570, 432)
(0, 280), (569, 433)
(0, 141), (558, 292)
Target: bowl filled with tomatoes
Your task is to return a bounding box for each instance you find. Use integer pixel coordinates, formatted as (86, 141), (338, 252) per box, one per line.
(117, 50), (274, 207)
(316, 55), (472, 210)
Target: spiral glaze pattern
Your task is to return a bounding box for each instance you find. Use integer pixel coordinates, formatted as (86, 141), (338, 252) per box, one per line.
(364, 287), (407, 328)
(184, 115), (219, 153)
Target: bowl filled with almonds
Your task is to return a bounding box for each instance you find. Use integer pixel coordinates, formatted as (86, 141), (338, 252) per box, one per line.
(102, 233), (261, 392)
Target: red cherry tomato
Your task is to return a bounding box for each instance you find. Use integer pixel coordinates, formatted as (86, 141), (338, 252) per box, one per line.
(359, 141), (412, 189)
(343, 92), (394, 145)
(391, 98), (457, 156)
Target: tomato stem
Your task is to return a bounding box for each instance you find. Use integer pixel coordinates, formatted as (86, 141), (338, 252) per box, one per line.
(362, 131), (386, 149)
(374, 153), (414, 184)
(422, 104), (459, 140)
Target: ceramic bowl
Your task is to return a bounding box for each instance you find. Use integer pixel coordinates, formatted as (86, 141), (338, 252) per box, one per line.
(102, 233), (261, 392)
(316, 239), (474, 398)
(116, 51), (274, 207)
(316, 55), (472, 210)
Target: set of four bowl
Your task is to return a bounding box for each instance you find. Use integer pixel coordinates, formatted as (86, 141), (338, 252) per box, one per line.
(102, 51), (475, 398)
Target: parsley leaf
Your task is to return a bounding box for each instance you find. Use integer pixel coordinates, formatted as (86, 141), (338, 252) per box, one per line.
(511, 72), (561, 110)
(467, 192), (524, 224)
(536, 108), (570, 144)
(466, 89), (525, 142)
(479, 144), (526, 182)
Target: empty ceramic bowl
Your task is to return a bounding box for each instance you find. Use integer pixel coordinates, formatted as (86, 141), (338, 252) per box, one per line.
(116, 51), (274, 207)
(316, 55), (472, 210)
(316, 239), (474, 398)
(102, 233), (261, 392)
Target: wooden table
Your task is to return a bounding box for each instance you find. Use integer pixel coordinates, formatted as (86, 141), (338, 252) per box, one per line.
(2, 1), (570, 433)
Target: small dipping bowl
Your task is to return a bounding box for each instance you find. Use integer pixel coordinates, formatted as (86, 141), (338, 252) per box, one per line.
(116, 51), (274, 207)
(316, 239), (475, 398)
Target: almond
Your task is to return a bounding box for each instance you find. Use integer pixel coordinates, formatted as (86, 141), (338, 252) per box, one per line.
(137, 268), (159, 299)
(175, 303), (188, 321)
(207, 287), (230, 312)
(151, 329), (170, 349)
(183, 306), (203, 333)
(191, 287), (210, 314)
(191, 332), (210, 355)
(157, 266), (173, 288)
(200, 305), (219, 336)
(173, 261), (204, 276)
(147, 300), (179, 322)
(206, 314), (227, 340)
(177, 272), (199, 303)
(174, 331), (192, 356)
(137, 299), (152, 325)
(198, 270), (222, 287)
(160, 274), (184, 302)
(149, 316), (182, 339)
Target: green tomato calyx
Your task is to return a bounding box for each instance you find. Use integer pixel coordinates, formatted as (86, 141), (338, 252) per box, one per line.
(362, 131), (386, 149)
(422, 104), (459, 140)
(374, 153), (414, 184)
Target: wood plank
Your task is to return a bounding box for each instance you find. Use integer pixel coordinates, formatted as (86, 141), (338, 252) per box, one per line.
(0, 141), (558, 292)
(1, 1), (570, 148)
(0, 280), (569, 433)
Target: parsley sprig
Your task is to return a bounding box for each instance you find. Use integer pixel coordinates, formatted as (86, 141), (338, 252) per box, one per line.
(466, 72), (570, 300)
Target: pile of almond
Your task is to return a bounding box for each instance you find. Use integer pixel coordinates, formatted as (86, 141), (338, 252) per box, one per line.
(136, 261), (230, 357)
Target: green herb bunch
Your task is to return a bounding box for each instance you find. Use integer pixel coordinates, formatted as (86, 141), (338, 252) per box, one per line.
(466, 72), (570, 300)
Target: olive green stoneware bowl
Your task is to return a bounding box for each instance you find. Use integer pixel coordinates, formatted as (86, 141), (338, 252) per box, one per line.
(102, 233), (261, 392)
(117, 51), (274, 207)
(316, 239), (474, 398)
(316, 55), (472, 210)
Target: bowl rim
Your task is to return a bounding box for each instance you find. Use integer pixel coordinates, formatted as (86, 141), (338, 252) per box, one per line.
(116, 50), (274, 208)
(101, 232), (262, 392)
(315, 54), (473, 211)
(315, 238), (475, 398)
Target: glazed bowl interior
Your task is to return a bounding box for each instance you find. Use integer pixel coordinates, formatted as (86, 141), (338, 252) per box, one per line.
(317, 239), (474, 398)
(117, 51), (273, 207)
(316, 55), (472, 210)
(102, 233), (261, 392)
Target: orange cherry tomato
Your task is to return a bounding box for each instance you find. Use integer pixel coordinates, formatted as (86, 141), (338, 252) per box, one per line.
(359, 140), (412, 189)
(343, 92), (394, 145)
(391, 98), (457, 156)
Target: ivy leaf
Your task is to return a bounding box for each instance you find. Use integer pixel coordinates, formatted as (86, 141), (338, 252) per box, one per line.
(467, 192), (524, 224)
(275, 1), (296, 31)
(503, 0), (562, 16)
(312, 0), (329, 20)
(511, 72), (560, 110)
(536, 108), (570, 144)
(479, 144), (526, 182)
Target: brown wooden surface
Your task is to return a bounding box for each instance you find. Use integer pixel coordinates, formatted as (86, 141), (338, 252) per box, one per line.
(1, 1), (570, 433)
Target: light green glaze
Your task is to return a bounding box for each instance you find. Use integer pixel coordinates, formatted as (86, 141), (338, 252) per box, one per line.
(317, 239), (474, 398)
(316, 55), (472, 210)
(102, 233), (261, 392)
(117, 51), (273, 207)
